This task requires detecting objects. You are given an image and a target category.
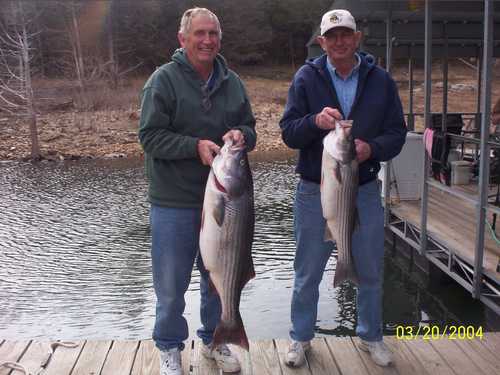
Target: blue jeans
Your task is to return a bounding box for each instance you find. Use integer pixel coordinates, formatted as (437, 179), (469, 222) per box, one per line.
(150, 205), (221, 351)
(290, 179), (385, 342)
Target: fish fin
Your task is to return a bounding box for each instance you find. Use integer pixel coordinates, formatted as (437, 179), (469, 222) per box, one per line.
(353, 207), (360, 231)
(208, 275), (219, 296)
(213, 316), (249, 351)
(324, 225), (335, 242)
(333, 160), (342, 184)
(333, 262), (359, 288)
(212, 196), (225, 227)
(200, 209), (205, 232)
(241, 259), (256, 288)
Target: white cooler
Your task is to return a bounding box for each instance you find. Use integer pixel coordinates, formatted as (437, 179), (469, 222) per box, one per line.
(450, 160), (472, 185)
(379, 132), (424, 200)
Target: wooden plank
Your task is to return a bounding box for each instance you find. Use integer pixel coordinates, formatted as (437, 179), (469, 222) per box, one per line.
(325, 337), (370, 375)
(391, 199), (499, 275)
(182, 340), (193, 375)
(191, 341), (219, 375)
(275, 339), (311, 375)
(350, 337), (398, 375)
(44, 341), (83, 375)
(429, 338), (486, 375)
(454, 338), (500, 374)
(306, 338), (341, 375)
(229, 344), (252, 375)
(14, 341), (53, 375)
(384, 336), (430, 375)
(0, 341), (31, 375)
(130, 340), (159, 375)
(479, 332), (500, 357)
(100, 340), (139, 375)
(248, 339), (282, 375)
(402, 339), (455, 375)
(71, 340), (112, 375)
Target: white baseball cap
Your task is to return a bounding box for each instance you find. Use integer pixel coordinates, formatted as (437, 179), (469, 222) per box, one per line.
(320, 9), (356, 35)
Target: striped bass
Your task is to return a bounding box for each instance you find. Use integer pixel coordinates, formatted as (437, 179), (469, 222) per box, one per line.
(320, 120), (359, 287)
(199, 139), (255, 350)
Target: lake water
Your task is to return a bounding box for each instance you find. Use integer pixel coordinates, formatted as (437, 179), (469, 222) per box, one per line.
(0, 157), (493, 341)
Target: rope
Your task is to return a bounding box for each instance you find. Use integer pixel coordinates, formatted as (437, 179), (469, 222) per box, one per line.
(486, 219), (500, 246)
(0, 341), (79, 375)
(0, 361), (28, 374)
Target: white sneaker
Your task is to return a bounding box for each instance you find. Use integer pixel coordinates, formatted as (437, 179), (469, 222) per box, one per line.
(358, 339), (393, 367)
(201, 343), (241, 373)
(159, 348), (183, 375)
(284, 340), (310, 367)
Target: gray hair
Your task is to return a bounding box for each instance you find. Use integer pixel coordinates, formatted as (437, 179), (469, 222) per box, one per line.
(179, 7), (222, 39)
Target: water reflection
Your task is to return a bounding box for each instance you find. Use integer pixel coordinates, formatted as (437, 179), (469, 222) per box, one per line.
(0, 158), (491, 340)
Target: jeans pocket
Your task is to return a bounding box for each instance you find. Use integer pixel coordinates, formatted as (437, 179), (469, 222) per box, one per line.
(297, 179), (320, 196)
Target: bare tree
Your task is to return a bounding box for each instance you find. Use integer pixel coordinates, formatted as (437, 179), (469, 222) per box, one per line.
(0, 0), (40, 159)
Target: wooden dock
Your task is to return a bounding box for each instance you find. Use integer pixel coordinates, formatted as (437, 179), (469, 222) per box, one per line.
(1, 333), (499, 374)
(390, 184), (500, 279)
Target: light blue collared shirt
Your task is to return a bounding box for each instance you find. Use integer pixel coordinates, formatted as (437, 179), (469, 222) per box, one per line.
(326, 53), (361, 118)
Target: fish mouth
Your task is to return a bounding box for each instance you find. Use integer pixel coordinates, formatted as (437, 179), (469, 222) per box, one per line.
(224, 139), (246, 153)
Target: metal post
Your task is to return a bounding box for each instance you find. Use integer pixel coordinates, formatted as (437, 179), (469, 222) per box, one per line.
(442, 23), (449, 132)
(419, 0), (432, 255)
(473, 0), (493, 299)
(408, 46), (415, 131)
(476, 49), (482, 133)
(383, 5), (393, 226)
(386, 6), (393, 73)
(474, 51), (483, 161)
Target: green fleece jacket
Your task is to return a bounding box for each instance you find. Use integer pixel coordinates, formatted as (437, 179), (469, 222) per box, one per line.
(138, 49), (256, 208)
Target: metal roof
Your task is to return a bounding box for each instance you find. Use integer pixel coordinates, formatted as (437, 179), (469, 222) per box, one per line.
(307, 0), (500, 59)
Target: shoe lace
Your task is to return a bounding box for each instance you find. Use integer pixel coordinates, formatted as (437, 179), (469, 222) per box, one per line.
(289, 341), (302, 353)
(164, 350), (181, 370)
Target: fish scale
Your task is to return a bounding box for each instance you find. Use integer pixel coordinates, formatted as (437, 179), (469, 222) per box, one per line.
(199, 140), (255, 350)
(321, 122), (359, 287)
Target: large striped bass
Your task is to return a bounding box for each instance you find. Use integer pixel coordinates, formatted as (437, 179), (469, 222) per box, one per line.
(320, 120), (359, 287)
(199, 139), (255, 350)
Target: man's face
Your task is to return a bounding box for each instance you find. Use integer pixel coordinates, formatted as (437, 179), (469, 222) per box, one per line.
(318, 27), (362, 62)
(178, 15), (221, 68)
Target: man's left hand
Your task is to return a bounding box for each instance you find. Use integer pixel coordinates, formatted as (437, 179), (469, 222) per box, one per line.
(223, 129), (245, 147)
(355, 139), (372, 163)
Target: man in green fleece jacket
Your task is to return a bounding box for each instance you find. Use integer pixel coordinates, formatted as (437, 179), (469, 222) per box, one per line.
(138, 7), (256, 375)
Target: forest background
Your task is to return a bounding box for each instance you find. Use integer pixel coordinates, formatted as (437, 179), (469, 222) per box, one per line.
(0, 0), (333, 160)
(0, 0), (497, 160)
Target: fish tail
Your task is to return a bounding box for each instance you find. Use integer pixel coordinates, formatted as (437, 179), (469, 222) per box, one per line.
(213, 316), (249, 351)
(333, 263), (359, 288)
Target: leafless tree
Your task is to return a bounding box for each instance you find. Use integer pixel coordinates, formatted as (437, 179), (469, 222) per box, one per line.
(0, 0), (40, 159)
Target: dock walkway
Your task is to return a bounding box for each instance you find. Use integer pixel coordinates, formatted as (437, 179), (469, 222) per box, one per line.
(1, 333), (499, 374)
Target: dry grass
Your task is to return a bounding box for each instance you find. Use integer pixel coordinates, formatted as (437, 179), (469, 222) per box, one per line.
(1, 61), (499, 160)
(32, 77), (146, 112)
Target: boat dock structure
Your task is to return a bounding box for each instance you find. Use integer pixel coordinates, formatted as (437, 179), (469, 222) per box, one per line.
(380, 0), (500, 315)
(1, 334), (500, 374)
(313, 1), (500, 315)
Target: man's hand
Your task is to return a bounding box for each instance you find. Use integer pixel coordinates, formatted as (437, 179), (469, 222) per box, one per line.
(355, 139), (372, 163)
(222, 129), (245, 147)
(315, 107), (343, 130)
(197, 140), (220, 166)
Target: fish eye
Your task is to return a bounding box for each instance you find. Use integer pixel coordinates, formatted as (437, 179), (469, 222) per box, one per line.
(240, 159), (245, 166)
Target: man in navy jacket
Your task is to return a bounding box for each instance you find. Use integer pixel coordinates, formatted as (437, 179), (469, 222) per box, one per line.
(280, 9), (407, 368)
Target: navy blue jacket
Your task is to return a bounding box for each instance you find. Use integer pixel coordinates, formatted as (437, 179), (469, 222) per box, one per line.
(279, 53), (407, 185)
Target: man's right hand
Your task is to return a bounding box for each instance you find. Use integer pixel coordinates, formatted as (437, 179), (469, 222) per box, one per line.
(197, 139), (220, 166)
(315, 107), (343, 130)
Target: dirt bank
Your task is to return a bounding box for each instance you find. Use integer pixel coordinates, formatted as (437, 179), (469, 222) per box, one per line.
(0, 75), (291, 161)
(0, 61), (498, 161)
